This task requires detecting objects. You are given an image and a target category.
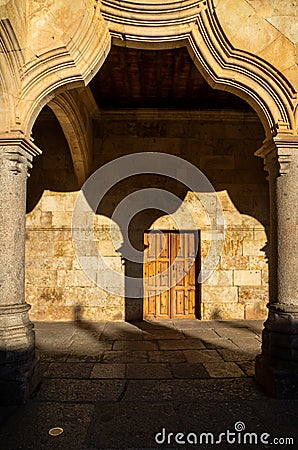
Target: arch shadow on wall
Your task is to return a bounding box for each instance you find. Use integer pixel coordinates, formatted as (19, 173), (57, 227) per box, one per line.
(27, 96), (269, 321)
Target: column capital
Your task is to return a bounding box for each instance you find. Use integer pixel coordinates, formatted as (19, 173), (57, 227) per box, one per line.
(0, 134), (41, 156)
(0, 134), (41, 175)
(255, 134), (298, 176)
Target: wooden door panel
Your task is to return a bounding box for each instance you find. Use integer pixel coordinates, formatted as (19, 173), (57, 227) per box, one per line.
(159, 290), (170, 317)
(160, 233), (169, 257)
(188, 290), (195, 315)
(173, 289), (185, 316)
(147, 291), (157, 316)
(144, 231), (198, 319)
(185, 232), (196, 257)
(146, 261), (155, 283)
(172, 260), (185, 286)
(159, 262), (170, 287)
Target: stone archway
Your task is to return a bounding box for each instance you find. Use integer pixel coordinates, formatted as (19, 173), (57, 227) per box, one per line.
(0, 1), (295, 137)
(47, 90), (95, 186)
(0, 0), (297, 402)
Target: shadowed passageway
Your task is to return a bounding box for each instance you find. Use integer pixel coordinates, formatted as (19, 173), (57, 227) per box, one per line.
(1, 320), (298, 449)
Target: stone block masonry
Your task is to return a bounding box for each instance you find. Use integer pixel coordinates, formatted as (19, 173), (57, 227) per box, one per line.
(26, 109), (269, 322)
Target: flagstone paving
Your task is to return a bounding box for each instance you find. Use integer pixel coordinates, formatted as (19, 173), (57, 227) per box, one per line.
(34, 319), (263, 378)
(1, 319), (298, 449)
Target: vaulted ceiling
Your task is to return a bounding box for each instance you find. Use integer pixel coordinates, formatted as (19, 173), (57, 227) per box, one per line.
(89, 45), (251, 110)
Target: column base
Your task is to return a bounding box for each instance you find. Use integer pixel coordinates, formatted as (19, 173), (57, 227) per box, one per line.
(0, 356), (40, 405)
(0, 303), (40, 405)
(255, 354), (298, 399)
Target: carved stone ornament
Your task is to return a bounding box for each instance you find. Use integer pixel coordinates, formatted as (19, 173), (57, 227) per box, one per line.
(0, 137), (41, 176)
(255, 135), (297, 176)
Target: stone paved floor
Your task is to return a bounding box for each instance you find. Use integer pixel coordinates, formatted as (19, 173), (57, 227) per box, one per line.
(1, 319), (298, 449)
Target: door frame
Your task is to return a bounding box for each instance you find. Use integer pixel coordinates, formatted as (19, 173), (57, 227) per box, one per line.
(143, 229), (201, 319)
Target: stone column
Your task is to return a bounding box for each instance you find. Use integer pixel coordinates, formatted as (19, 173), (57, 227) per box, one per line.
(0, 136), (41, 404)
(255, 135), (298, 398)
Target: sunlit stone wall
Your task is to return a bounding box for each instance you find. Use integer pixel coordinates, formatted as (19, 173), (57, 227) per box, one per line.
(26, 109), (269, 321)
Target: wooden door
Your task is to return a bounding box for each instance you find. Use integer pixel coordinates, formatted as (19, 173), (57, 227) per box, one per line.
(143, 231), (199, 319)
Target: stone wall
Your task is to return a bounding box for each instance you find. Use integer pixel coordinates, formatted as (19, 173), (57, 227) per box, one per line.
(26, 108), (269, 321)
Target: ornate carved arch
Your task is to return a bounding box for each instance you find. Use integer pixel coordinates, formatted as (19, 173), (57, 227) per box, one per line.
(0, 18), (23, 134)
(189, 4), (296, 136)
(16, 5), (111, 136)
(99, 0), (296, 137)
(2, 0), (297, 139)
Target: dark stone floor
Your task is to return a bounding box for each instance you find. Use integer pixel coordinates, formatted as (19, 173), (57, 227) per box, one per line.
(1, 319), (297, 449)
